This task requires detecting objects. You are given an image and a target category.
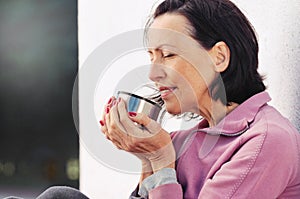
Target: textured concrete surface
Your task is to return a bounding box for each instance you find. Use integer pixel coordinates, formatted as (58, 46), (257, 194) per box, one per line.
(232, 0), (300, 130)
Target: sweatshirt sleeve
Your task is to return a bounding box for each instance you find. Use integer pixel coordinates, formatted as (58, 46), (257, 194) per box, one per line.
(138, 168), (182, 198)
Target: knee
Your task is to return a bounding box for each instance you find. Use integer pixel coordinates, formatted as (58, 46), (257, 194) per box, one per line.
(36, 186), (89, 199)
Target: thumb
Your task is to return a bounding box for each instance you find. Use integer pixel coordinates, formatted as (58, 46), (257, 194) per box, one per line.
(129, 112), (161, 134)
(128, 112), (151, 126)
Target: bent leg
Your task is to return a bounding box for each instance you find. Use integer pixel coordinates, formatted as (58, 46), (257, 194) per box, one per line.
(36, 186), (89, 199)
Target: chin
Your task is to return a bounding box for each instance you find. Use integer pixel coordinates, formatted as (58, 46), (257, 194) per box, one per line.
(165, 104), (182, 115)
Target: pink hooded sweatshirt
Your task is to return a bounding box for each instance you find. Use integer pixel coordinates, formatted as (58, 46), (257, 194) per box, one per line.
(135, 92), (300, 199)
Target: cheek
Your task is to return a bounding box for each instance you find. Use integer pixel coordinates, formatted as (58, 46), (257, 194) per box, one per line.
(166, 61), (211, 106)
(184, 63), (215, 95)
(178, 68), (209, 107)
(179, 67), (205, 93)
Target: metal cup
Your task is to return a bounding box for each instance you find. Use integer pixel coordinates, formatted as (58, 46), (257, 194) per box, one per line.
(116, 91), (163, 123)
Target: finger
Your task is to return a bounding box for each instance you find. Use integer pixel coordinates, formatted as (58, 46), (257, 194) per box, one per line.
(104, 113), (124, 147)
(110, 137), (123, 149)
(145, 120), (162, 134)
(115, 142), (124, 150)
(106, 102), (137, 150)
(109, 102), (126, 133)
(100, 115), (111, 143)
(118, 99), (154, 138)
(100, 96), (116, 121)
(99, 97), (115, 134)
(117, 98), (140, 131)
(100, 123), (108, 135)
(105, 134), (111, 140)
(106, 96), (113, 106)
(105, 112), (111, 132)
(128, 112), (151, 126)
(106, 104), (129, 147)
(129, 112), (161, 134)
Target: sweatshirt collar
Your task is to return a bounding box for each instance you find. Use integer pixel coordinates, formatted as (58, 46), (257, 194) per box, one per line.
(197, 91), (271, 136)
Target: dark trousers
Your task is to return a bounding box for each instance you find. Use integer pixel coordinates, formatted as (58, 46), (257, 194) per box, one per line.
(4, 186), (89, 199)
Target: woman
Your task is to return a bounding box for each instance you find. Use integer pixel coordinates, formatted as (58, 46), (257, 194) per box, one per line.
(100, 0), (300, 198)
(9, 0), (298, 198)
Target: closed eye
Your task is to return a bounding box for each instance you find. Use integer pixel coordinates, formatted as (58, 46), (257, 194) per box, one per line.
(163, 53), (175, 58)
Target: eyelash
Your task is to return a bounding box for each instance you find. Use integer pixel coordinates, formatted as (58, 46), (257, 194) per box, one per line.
(148, 51), (175, 61)
(162, 53), (175, 58)
(161, 51), (175, 58)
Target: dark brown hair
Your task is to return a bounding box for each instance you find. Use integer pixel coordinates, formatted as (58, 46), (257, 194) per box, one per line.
(146, 0), (266, 105)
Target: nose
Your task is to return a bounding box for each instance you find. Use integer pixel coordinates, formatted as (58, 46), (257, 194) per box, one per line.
(148, 62), (166, 82)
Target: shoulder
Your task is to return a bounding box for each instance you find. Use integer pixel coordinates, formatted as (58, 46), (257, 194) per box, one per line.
(237, 104), (300, 186)
(244, 104), (300, 163)
(253, 104), (299, 140)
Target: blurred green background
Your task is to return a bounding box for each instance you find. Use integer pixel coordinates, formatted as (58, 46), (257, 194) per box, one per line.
(0, 0), (78, 197)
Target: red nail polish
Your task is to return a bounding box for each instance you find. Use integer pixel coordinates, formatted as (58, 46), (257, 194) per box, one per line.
(107, 97), (112, 104)
(106, 107), (110, 114)
(128, 112), (137, 117)
(118, 97), (121, 103)
(99, 120), (104, 126)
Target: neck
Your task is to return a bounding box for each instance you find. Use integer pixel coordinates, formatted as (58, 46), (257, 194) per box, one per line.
(198, 99), (238, 127)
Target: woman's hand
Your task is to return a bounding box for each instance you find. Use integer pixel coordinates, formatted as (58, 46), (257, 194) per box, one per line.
(99, 97), (175, 173)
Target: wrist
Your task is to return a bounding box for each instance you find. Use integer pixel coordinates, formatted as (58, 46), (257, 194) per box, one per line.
(151, 159), (175, 173)
(148, 144), (176, 172)
(140, 160), (153, 185)
(141, 159), (153, 173)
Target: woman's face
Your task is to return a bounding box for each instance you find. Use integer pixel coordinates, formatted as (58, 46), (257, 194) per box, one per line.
(147, 13), (217, 115)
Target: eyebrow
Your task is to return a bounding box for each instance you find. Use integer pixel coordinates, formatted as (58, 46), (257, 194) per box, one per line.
(147, 44), (178, 52)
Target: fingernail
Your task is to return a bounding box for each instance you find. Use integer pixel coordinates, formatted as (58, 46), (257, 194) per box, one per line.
(107, 97), (112, 104)
(128, 112), (137, 117)
(118, 98), (122, 103)
(99, 120), (104, 126)
(106, 107), (110, 114)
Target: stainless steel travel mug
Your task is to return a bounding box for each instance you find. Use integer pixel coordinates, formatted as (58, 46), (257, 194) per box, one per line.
(117, 91), (163, 122)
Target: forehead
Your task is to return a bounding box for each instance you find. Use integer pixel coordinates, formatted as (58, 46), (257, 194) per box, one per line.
(146, 13), (212, 69)
(146, 13), (205, 54)
(147, 14), (195, 52)
(150, 13), (191, 34)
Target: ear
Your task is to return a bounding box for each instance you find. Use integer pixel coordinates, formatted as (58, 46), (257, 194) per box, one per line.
(208, 41), (230, 73)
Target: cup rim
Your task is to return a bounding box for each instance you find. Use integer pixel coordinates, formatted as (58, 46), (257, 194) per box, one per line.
(117, 91), (162, 109)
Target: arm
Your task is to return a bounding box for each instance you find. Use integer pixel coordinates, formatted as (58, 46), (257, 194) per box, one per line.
(130, 132), (181, 199)
(129, 168), (182, 199)
(101, 98), (180, 198)
(139, 160), (153, 186)
(138, 168), (182, 199)
(144, 128), (296, 199)
(197, 130), (295, 198)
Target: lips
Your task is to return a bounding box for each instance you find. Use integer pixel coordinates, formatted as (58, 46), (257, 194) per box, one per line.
(159, 86), (177, 99)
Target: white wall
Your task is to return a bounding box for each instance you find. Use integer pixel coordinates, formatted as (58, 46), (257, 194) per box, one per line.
(231, 0), (300, 127)
(78, 1), (161, 198)
(78, 1), (300, 198)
